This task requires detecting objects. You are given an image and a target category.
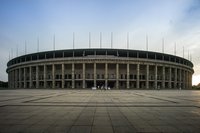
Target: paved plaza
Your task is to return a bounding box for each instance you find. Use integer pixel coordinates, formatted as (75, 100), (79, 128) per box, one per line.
(0, 89), (200, 133)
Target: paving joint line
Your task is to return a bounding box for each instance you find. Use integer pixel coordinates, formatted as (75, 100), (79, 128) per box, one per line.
(0, 96), (33, 102)
(133, 92), (178, 103)
(1, 104), (198, 108)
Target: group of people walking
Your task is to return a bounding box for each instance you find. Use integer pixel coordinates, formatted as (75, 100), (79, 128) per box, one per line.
(97, 85), (111, 90)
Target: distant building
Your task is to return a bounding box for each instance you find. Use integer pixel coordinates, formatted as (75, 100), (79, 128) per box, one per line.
(7, 48), (194, 89)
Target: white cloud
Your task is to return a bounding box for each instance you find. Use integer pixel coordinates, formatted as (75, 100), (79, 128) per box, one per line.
(193, 75), (200, 85)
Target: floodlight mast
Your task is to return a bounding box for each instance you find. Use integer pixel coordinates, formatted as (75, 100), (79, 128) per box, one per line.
(100, 32), (102, 48)
(37, 37), (39, 52)
(162, 38), (164, 53)
(73, 32), (75, 49)
(127, 32), (129, 49)
(53, 34), (55, 50)
(111, 32), (113, 49)
(146, 35), (148, 51)
(25, 40), (27, 54)
(89, 32), (91, 48)
(16, 45), (18, 57)
(174, 42), (176, 56)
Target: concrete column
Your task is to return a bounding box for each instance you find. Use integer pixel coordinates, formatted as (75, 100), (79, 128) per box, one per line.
(183, 70), (185, 89)
(15, 69), (18, 88)
(182, 70), (185, 89)
(12, 70), (14, 88)
(36, 66), (39, 88)
(9, 71), (11, 88)
(44, 65), (46, 88)
(169, 67), (172, 89)
(9, 71), (12, 88)
(190, 72), (192, 89)
(174, 68), (177, 89)
(24, 68), (26, 88)
(11, 71), (13, 88)
(13, 71), (15, 88)
(17, 69), (19, 88)
(186, 71), (189, 89)
(186, 70), (189, 89)
(154, 65), (157, 89)
(189, 72), (192, 89)
(82, 63), (85, 89)
(62, 64), (64, 89)
(179, 69), (182, 89)
(162, 66), (165, 89)
(94, 63), (96, 87)
(9, 70), (12, 88)
(188, 72), (190, 89)
(8, 71), (10, 88)
(105, 63), (108, 88)
(13, 70), (15, 88)
(116, 63), (119, 89)
(185, 71), (187, 89)
(188, 71), (190, 89)
(13, 69), (15, 88)
(126, 63), (130, 89)
(19, 68), (21, 88)
(29, 66), (32, 88)
(10, 71), (12, 88)
(136, 64), (140, 89)
(146, 65), (149, 89)
(72, 63), (75, 89)
(52, 64), (55, 88)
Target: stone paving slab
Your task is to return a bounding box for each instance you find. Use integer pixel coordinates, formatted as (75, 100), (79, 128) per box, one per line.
(0, 89), (200, 133)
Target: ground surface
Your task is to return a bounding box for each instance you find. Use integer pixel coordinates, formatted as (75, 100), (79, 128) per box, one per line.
(0, 89), (200, 133)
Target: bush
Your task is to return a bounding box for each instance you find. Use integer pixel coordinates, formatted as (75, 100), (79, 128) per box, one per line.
(192, 85), (200, 90)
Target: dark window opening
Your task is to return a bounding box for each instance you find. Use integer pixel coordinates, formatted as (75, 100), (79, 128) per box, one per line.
(55, 52), (63, 58)
(46, 53), (53, 59)
(148, 53), (155, 59)
(139, 53), (146, 58)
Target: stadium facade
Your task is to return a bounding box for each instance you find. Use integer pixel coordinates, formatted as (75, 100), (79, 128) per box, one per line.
(7, 49), (194, 89)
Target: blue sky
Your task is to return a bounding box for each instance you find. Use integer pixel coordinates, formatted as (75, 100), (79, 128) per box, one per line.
(0, 0), (200, 85)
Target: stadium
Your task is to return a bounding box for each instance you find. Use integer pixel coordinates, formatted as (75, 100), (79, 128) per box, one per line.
(7, 48), (194, 89)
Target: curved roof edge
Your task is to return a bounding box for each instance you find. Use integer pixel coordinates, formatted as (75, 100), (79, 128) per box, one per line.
(7, 48), (194, 68)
